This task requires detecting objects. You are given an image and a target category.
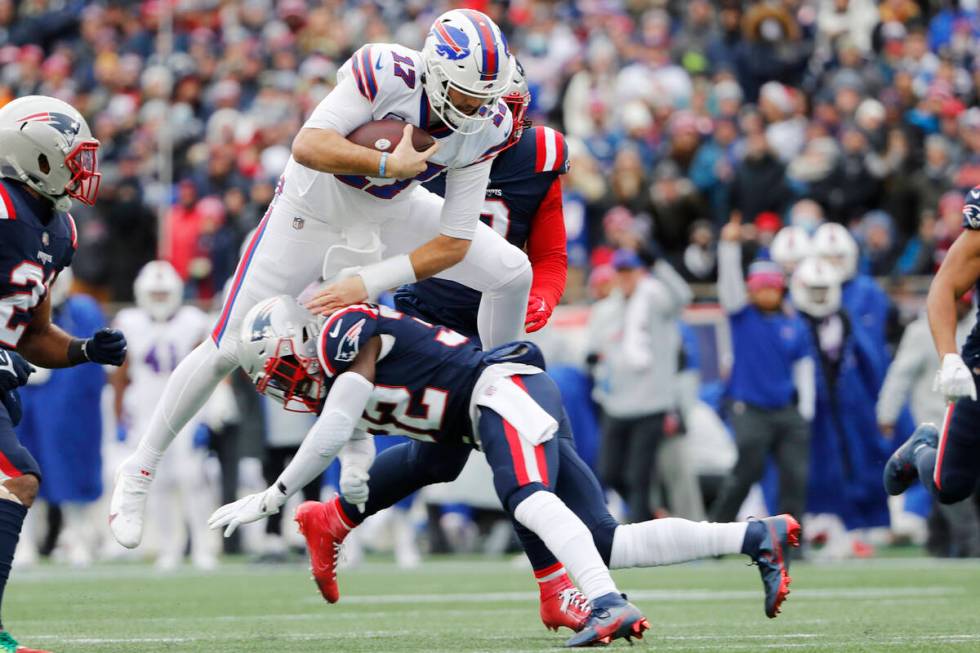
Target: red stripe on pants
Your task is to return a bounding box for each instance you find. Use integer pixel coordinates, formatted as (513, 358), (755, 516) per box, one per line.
(934, 402), (956, 490)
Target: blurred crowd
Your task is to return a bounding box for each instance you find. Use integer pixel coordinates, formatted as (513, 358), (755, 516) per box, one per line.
(2, 0), (979, 301)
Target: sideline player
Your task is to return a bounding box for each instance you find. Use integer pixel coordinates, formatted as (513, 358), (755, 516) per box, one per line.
(210, 297), (800, 646)
(885, 186), (980, 505)
(111, 9), (533, 549)
(110, 261), (217, 570)
(0, 95), (127, 653)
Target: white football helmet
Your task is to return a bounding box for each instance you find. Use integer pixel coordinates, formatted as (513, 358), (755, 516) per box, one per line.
(0, 95), (100, 211)
(49, 266), (73, 309)
(790, 257), (842, 319)
(134, 261), (184, 322)
(238, 296), (325, 413)
(812, 222), (859, 280)
(422, 9), (516, 134)
(770, 226), (812, 275)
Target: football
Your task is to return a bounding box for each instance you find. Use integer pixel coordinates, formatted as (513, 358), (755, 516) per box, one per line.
(347, 119), (435, 153)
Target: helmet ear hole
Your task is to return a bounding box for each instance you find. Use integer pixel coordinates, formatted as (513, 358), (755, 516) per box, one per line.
(38, 154), (50, 175)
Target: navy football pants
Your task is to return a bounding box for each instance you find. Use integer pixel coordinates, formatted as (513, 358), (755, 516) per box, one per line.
(338, 373), (619, 566)
(0, 400), (41, 484)
(919, 394), (980, 504)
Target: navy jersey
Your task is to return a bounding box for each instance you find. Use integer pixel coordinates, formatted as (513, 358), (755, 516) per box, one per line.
(397, 126), (569, 336)
(318, 303), (488, 445)
(0, 179), (76, 349)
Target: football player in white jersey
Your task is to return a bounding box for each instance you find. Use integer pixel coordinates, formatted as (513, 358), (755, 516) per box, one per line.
(110, 262), (217, 568)
(110, 9), (534, 548)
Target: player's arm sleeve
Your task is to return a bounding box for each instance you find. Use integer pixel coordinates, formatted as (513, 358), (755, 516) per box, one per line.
(876, 321), (926, 426)
(527, 177), (568, 308)
(717, 241), (748, 314)
(274, 371), (375, 496)
(792, 355), (816, 422)
(439, 159), (494, 240)
(338, 428), (375, 474)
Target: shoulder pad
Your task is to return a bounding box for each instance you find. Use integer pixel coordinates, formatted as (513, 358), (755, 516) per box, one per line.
(531, 126), (569, 174)
(963, 186), (980, 230)
(0, 181), (15, 221)
(318, 304), (380, 378)
(347, 44), (421, 105)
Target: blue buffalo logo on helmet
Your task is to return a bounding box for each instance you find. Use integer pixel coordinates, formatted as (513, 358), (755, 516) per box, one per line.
(965, 187), (980, 230)
(18, 111), (81, 147)
(431, 22), (471, 61)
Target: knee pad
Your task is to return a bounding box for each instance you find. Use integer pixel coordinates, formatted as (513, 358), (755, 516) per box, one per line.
(488, 247), (531, 292)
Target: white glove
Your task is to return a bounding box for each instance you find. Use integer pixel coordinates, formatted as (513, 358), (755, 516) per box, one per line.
(207, 485), (288, 537)
(340, 465), (370, 511)
(933, 353), (977, 402)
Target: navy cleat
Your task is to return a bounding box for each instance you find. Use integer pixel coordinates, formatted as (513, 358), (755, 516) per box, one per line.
(883, 423), (938, 496)
(745, 514), (801, 618)
(565, 592), (650, 648)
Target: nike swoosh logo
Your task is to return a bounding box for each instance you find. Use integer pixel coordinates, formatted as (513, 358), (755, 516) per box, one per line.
(375, 58), (384, 71)
(109, 513), (118, 524)
(329, 320), (342, 338)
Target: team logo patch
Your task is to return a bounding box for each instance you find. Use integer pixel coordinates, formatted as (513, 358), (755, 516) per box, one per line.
(432, 23), (470, 61)
(18, 112), (81, 147)
(335, 318), (366, 363)
(292, 217), (305, 230)
(964, 201), (980, 230)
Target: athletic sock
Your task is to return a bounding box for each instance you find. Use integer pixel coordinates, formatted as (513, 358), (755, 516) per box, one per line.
(533, 562), (568, 585)
(130, 441), (164, 477)
(609, 519), (749, 568)
(0, 499), (28, 630)
(513, 491), (618, 601)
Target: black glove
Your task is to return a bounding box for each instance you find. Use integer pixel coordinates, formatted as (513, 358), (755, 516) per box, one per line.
(1, 389), (22, 426)
(83, 328), (128, 366)
(0, 349), (33, 392)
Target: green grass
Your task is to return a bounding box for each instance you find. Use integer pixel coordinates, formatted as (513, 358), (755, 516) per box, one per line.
(6, 555), (980, 652)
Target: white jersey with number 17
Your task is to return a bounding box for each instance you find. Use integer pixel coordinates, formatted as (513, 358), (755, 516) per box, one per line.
(279, 43), (513, 241)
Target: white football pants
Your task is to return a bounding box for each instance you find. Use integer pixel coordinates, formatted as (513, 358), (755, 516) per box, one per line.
(138, 186), (532, 455)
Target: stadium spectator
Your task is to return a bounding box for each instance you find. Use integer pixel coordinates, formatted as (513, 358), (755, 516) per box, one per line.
(588, 249), (693, 522)
(710, 217), (814, 524)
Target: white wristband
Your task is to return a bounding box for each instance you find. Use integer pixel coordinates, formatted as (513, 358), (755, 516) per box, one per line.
(358, 254), (417, 299)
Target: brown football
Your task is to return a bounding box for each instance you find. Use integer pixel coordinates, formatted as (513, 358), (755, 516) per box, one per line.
(347, 119), (435, 153)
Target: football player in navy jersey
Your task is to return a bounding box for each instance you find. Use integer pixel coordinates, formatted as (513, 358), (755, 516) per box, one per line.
(399, 60), (568, 338)
(389, 64), (588, 630)
(210, 296), (800, 646)
(0, 95), (126, 653)
(886, 186), (980, 507)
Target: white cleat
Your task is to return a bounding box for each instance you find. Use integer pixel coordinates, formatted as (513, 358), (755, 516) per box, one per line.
(108, 460), (153, 549)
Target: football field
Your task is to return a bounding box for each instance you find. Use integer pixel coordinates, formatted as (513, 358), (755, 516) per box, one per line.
(8, 555), (980, 652)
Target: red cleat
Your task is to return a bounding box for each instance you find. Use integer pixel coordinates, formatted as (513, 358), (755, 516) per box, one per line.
(295, 497), (355, 603)
(539, 572), (590, 632)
